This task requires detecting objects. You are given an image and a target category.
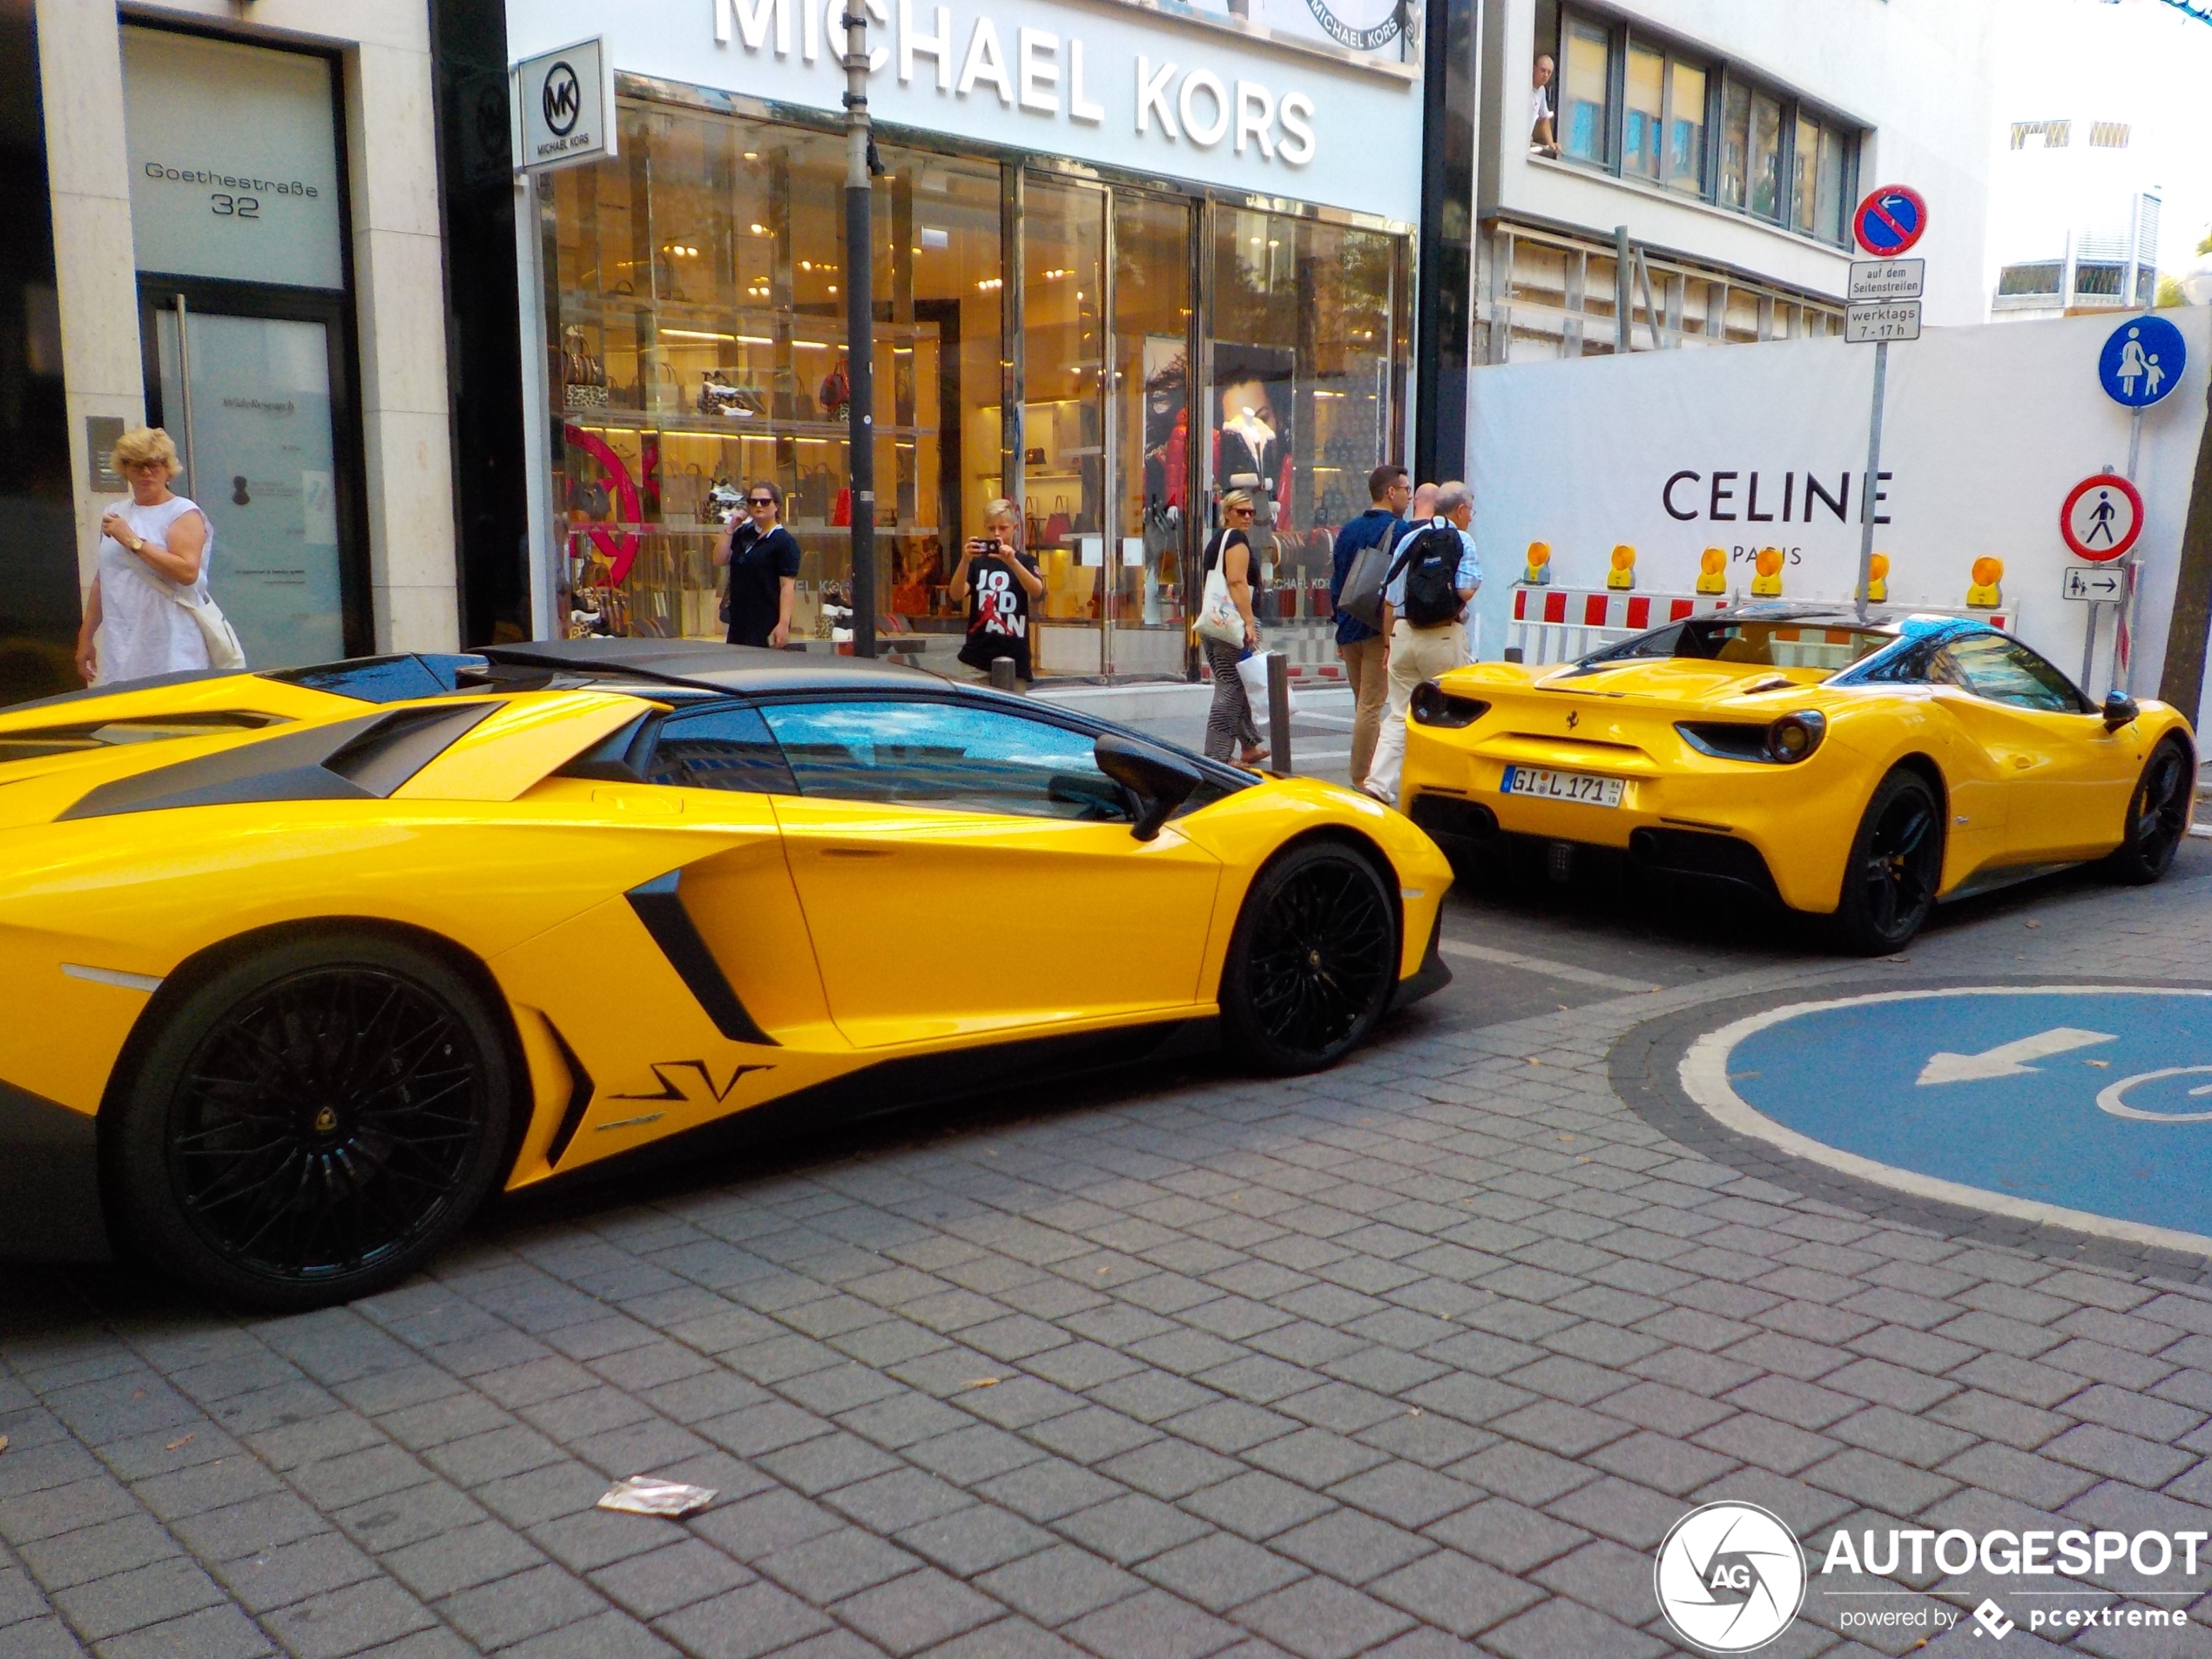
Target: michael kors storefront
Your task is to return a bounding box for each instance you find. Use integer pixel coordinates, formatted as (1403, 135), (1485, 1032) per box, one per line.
(511, 0), (1424, 678)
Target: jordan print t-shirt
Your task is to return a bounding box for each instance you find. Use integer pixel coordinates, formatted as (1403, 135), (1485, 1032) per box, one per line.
(958, 550), (1039, 679)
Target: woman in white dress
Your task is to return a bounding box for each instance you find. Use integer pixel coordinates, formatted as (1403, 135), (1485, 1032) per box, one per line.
(75, 427), (220, 686)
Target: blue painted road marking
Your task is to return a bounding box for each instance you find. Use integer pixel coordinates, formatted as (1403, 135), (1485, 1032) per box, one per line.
(1681, 988), (2212, 1251)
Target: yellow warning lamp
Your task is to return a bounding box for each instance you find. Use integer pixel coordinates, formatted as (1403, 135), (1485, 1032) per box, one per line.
(1521, 541), (1553, 585)
(1966, 556), (2003, 610)
(1696, 547), (1727, 595)
(1750, 546), (1785, 597)
(1864, 552), (1890, 604)
(1607, 544), (1636, 590)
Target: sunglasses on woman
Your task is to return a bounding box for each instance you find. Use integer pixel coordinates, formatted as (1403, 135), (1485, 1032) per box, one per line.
(747, 496), (775, 508)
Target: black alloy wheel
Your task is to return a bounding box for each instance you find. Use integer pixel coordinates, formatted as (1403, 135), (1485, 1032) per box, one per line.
(1831, 770), (1944, 954)
(1222, 841), (1399, 1074)
(116, 935), (512, 1310)
(2106, 736), (2195, 885)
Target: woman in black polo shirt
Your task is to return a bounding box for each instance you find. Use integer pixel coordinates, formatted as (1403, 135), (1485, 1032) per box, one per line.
(715, 481), (803, 648)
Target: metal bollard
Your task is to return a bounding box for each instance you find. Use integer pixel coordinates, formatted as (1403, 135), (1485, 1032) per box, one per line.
(1265, 651), (1292, 775)
(989, 656), (1016, 693)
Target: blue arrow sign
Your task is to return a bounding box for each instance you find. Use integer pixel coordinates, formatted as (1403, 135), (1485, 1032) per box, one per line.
(2099, 314), (2186, 408)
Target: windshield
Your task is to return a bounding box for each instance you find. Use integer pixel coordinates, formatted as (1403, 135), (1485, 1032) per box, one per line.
(1586, 618), (1893, 673)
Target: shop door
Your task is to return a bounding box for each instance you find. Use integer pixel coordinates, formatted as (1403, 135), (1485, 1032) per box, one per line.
(143, 285), (367, 670)
(1104, 192), (1197, 678)
(1022, 179), (1200, 681)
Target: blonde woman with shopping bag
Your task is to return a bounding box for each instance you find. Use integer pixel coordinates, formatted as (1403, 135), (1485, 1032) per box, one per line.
(76, 427), (244, 686)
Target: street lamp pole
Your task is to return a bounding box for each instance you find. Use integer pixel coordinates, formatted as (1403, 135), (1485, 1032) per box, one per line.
(842, 6), (877, 658)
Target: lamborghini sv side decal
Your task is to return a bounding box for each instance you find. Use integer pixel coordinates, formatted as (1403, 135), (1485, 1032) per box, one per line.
(612, 1060), (776, 1103)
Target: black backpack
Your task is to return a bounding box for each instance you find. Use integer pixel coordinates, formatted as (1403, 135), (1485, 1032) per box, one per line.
(1390, 521), (1463, 627)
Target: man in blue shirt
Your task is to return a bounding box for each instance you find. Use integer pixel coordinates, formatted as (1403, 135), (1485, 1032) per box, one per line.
(1328, 464), (1411, 790)
(1366, 480), (1481, 806)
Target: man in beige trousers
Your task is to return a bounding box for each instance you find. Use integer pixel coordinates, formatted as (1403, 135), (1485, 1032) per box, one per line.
(1363, 480), (1480, 806)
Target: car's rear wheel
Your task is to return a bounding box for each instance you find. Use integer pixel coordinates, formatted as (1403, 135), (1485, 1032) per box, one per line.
(113, 934), (512, 1311)
(2105, 736), (2194, 885)
(1221, 841), (1399, 1075)
(1831, 770), (1943, 954)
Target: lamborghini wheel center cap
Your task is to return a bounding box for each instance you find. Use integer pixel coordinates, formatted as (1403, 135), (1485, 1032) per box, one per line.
(312, 1105), (340, 1135)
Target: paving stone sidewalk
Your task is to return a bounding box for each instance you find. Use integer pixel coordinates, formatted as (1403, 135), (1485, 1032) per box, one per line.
(5, 852), (2212, 1659)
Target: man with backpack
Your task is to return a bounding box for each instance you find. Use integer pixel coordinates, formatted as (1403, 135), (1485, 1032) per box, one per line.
(1364, 479), (1481, 806)
(1329, 464), (1412, 790)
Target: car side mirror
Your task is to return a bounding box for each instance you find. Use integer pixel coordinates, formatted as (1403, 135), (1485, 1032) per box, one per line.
(1093, 734), (1203, 842)
(2102, 691), (2140, 732)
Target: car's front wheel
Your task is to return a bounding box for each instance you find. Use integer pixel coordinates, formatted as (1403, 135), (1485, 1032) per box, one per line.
(1221, 841), (1400, 1074)
(2105, 736), (2194, 885)
(113, 933), (513, 1311)
(1831, 769), (1943, 954)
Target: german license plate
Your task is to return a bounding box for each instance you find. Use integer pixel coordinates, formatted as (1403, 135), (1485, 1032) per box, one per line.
(1501, 765), (1624, 807)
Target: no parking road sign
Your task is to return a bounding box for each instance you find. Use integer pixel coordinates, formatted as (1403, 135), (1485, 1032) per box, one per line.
(1852, 185), (1928, 257)
(2060, 471), (2142, 562)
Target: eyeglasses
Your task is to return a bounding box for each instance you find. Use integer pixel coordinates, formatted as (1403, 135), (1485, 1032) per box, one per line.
(1225, 506), (1254, 517)
(747, 497), (775, 507)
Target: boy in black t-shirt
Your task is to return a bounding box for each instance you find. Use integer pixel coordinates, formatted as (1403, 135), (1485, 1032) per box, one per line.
(950, 498), (1044, 686)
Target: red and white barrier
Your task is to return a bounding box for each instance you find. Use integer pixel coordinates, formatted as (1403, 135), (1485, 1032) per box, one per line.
(1503, 586), (2014, 666)
(1506, 586), (1731, 664)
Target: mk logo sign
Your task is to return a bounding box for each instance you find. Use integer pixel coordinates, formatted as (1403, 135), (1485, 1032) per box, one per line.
(542, 61), (582, 135)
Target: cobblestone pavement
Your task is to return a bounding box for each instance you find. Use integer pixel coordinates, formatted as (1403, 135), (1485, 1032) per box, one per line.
(6, 843), (2212, 1659)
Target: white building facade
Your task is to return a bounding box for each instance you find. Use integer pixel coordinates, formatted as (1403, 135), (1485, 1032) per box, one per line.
(33, 0), (462, 681)
(1473, 0), (1997, 362)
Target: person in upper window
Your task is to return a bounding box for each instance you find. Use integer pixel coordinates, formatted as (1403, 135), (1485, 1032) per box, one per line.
(1531, 54), (1560, 157)
(716, 481), (802, 649)
(951, 498), (1044, 689)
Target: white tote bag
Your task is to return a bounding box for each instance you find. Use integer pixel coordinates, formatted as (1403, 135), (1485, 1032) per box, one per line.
(155, 575), (247, 671)
(1193, 565), (1244, 647)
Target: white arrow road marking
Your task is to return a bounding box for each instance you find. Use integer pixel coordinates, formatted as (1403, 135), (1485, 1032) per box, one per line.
(1916, 1027), (2117, 1085)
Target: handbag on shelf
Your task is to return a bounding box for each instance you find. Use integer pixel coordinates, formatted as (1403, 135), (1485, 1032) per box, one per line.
(1043, 496), (1071, 544)
(819, 356), (851, 415)
(794, 465), (833, 523)
(830, 487), (852, 528)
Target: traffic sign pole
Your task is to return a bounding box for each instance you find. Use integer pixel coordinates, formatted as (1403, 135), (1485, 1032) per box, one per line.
(2120, 406), (2144, 694)
(1854, 340), (1888, 625)
(1847, 187), (1926, 624)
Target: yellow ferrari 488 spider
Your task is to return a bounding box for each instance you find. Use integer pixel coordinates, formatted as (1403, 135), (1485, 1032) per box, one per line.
(1399, 606), (2195, 953)
(0, 641), (1450, 1307)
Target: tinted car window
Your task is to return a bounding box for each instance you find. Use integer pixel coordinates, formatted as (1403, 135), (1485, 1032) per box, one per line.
(758, 699), (1131, 820)
(1937, 637), (2087, 713)
(643, 705), (798, 793)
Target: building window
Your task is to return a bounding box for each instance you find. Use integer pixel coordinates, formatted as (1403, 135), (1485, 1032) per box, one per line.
(2073, 261), (2128, 297)
(2010, 119), (2070, 149)
(1719, 79), (1750, 209)
(2088, 121), (2130, 148)
(1549, 10), (1856, 248)
(1623, 43), (1665, 181)
(1561, 17), (1610, 164)
(1997, 261), (2063, 296)
(1667, 61), (1708, 195)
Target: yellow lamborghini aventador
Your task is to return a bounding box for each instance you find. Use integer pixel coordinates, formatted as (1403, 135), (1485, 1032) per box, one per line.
(0, 641), (1450, 1307)
(1399, 607), (2195, 953)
